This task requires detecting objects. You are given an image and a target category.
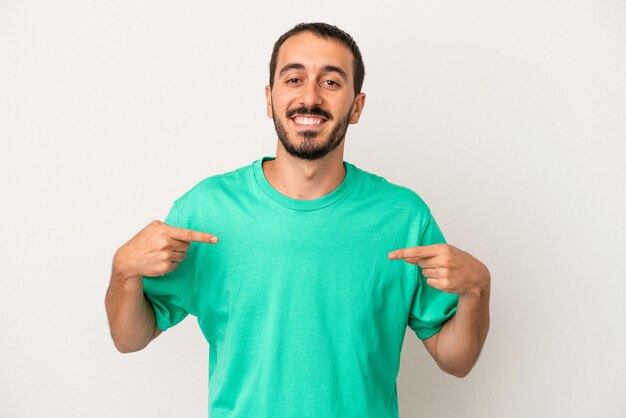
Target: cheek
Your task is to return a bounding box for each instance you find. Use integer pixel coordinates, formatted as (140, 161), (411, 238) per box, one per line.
(272, 98), (290, 117)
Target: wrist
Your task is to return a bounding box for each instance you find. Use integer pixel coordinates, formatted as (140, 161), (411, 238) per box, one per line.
(463, 263), (491, 299)
(112, 249), (143, 283)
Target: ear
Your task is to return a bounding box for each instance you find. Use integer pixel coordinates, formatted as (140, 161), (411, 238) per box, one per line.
(265, 85), (273, 118)
(349, 92), (366, 124)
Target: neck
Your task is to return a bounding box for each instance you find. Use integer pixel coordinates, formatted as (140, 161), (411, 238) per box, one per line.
(262, 142), (346, 200)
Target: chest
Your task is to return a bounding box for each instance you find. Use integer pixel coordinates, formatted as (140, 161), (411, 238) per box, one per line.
(189, 208), (418, 346)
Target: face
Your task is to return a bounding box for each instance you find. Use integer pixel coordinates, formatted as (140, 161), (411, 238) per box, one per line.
(266, 32), (366, 161)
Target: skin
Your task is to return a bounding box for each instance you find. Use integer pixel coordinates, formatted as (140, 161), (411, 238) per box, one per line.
(262, 32), (365, 200)
(105, 221), (218, 352)
(388, 244), (490, 377)
(105, 31), (490, 378)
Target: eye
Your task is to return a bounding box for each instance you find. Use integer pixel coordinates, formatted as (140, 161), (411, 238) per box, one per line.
(286, 78), (301, 85)
(322, 80), (340, 88)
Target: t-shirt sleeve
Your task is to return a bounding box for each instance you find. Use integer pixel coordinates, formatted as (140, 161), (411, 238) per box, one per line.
(408, 212), (459, 340)
(142, 202), (193, 332)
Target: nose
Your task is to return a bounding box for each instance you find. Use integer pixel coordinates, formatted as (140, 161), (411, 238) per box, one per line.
(299, 80), (323, 107)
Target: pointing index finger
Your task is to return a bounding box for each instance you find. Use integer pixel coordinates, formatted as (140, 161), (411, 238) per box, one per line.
(168, 226), (218, 244)
(388, 244), (440, 260)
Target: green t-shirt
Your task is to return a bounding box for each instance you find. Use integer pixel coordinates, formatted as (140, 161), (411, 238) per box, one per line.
(143, 156), (458, 417)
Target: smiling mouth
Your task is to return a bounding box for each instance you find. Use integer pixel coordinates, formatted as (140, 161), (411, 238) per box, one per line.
(291, 115), (327, 127)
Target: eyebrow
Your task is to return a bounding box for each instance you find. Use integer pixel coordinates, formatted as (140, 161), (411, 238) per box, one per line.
(279, 63), (348, 81)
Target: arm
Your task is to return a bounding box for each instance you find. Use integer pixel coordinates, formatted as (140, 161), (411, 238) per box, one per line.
(422, 266), (490, 377)
(389, 244), (491, 377)
(105, 259), (162, 353)
(104, 220), (218, 353)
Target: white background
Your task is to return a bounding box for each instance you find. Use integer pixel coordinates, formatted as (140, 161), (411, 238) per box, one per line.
(1, 1), (625, 417)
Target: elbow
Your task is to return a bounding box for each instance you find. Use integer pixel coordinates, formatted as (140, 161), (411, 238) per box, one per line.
(110, 333), (150, 354)
(113, 340), (142, 354)
(114, 344), (138, 354)
(435, 345), (483, 378)
(439, 360), (476, 378)
(108, 322), (160, 354)
(447, 366), (472, 378)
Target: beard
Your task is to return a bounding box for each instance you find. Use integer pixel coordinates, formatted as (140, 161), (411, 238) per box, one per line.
(272, 103), (354, 161)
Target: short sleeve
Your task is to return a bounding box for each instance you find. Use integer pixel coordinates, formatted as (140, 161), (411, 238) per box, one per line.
(408, 213), (459, 340)
(142, 203), (193, 332)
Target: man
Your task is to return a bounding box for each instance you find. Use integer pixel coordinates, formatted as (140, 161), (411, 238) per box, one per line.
(105, 22), (490, 417)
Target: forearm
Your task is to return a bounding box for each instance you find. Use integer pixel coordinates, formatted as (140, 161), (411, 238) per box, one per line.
(105, 260), (158, 353)
(432, 275), (491, 377)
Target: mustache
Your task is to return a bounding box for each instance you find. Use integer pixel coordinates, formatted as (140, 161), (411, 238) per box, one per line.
(286, 106), (333, 121)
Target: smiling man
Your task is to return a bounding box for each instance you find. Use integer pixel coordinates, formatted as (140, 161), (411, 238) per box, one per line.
(268, 31), (363, 163)
(105, 23), (491, 418)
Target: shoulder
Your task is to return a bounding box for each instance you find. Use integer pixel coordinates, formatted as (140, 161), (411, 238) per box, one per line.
(349, 162), (431, 215)
(172, 162), (253, 209)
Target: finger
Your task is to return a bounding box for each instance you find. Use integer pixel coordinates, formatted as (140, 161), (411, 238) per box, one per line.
(389, 254), (440, 266)
(167, 226), (218, 244)
(412, 257), (441, 269)
(425, 278), (444, 291)
(170, 241), (191, 252)
(387, 255), (435, 267)
(421, 267), (441, 279)
(388, 244), (440, 260)
(170, 250), (186, 262)
(390, 257), (438, 269)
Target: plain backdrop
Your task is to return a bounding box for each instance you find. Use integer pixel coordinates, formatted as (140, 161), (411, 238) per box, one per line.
(1, 1), (624, 417)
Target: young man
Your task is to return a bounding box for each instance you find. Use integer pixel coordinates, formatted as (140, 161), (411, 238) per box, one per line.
(105, 22), (490, 417)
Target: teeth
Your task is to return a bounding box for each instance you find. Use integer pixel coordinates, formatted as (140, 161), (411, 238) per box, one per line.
(294, 117), (324, 125)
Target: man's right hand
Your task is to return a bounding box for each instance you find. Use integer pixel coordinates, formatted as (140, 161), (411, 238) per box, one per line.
(112, 220), (219, 281)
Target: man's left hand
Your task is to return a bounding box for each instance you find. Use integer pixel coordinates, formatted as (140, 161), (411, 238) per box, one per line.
(388, 244), (490, 297)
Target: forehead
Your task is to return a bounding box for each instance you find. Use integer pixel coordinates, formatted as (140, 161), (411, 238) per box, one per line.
(276, 32), (354, 77)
